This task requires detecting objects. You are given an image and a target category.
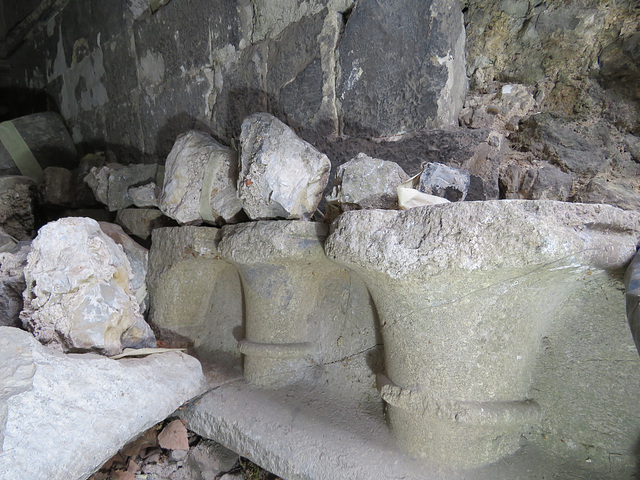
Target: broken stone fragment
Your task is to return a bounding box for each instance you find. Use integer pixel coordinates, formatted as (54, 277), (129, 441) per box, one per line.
(0, 175), (35, 241)
(128, 183), (159, 208)
(238, 113), (331, 220)
(159, 131), (243, 225)
(0, 326), (205, 480)
(116, 208), (172, 240)
(85, 162), (158, 211)
(459, 83), (536, 131)
(417, 162), (470, 201)
(20, 217), (156, 355)
(98, 222), (149, 313)
(500, 164), (573, 201)
(0, 241), (30, 327)
(157, 419), (189, 451)
(326, 153), (409, 214)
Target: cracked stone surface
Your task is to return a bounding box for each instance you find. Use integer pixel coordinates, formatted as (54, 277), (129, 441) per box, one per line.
(0, 326), (205, 480)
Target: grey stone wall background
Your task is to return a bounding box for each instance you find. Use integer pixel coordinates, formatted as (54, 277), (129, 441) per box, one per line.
(0, 0), (638, 203)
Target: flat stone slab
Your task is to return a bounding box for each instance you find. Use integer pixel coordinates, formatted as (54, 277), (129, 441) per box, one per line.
(181, 356), (632, 480)
(0, 327), (206, 480)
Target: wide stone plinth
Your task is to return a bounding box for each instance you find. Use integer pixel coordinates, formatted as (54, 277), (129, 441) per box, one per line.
(325, 200), (640, 468)
(218, 220), (377, 388)
(147, 226), (243, 361)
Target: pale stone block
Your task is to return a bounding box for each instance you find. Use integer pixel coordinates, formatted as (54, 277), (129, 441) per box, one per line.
(325, 200), (640, 467)
(159, 131), (242, 225)
(0, 326), (205, 480)
(20, 217), (155, 355)
(238, 113), (331, 220)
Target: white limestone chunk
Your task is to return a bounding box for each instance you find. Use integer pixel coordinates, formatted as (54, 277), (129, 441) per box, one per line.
(19, 217), (155, 355)
(159, 131), (242, 225)
(238, 113), (331, 220)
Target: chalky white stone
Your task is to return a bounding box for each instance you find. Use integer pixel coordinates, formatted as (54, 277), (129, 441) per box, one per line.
(0, 326), (205, 480)
(159, 131), (242, 225)
(20, 217), (155, 355)
(238, 113), (331, 220)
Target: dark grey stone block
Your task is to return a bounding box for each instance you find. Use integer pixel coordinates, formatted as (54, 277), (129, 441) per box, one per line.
(337, 0), (466, 137)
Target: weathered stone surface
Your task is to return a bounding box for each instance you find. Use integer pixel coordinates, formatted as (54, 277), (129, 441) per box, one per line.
(219, 220), (377, 388)
(462, 0), (639, 98)
(532, 269), (640, 475)
(85, 163), (158, 212)
(574, 176), (640, 211)
(417, 162), (470, 202)
(459, 83), (536, 131)
(238, 113), (331, 220)
(116, 208), (173, 240)
(325, 201), (640, 467)
(0, 326), (205, 480)
(98, 222), (149, 313)
(625, 250), (640, 355)
(0, 242), (29, 327)
(0, 112), (78, 178)
(39, 167), (73, 206)
(20, 217), (155, 355)
(0, 176), (34, 241)
(147, 226), (242, 361)
(336, 0), (466, 137)
(500, 164), (573, 201)
(515, 115), (611, 176)
(318, 126), (504, 201)
(128, 182), (158, 208)
(326, 153), (408, 212)
(159, 131), (242, 225)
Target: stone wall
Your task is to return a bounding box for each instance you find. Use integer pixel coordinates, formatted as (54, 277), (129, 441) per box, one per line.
(2, 0), (638, 210)
(2, 0), (466, 162)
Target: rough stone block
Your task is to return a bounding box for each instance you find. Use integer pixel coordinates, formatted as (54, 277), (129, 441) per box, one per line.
(417, 162), (471, 202)
(116, 208), (173, 240)
(325, 201), (640, 467)
(0, 242), (30, 327)
(147, 226), (242, 361)
(98, 222), (149, 313)
(326, 153), (409, 212)
(128, 183), (159, 208)
(0, 326), (205, 480)
(0, 175), (34, 241)
(85, 162), (158, 212)
(159, 131), (242, 225)
(238, 113), (331, 220)
(0, 112), (78, 178)
(20, 217), (155, 355)
(336, 0), (466, 137)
